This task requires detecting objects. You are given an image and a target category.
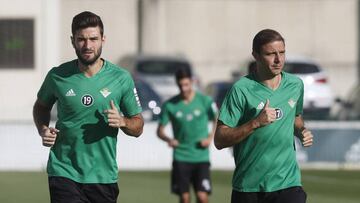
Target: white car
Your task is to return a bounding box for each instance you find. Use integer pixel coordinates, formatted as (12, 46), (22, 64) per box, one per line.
(247, 56), (334, 119)
(118, 54), (201, 101)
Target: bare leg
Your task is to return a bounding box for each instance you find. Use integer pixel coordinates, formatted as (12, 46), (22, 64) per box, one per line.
(180, 192), (191, 203)
(196, 191), (209, 203)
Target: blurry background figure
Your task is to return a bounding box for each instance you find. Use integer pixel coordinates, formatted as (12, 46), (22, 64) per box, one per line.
(118, 54), (202, 102)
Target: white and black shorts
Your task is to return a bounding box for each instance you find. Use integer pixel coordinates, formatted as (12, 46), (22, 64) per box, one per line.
(171, 161), (212, 195)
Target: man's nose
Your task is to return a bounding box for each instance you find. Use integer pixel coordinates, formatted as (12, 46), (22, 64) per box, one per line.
(274, 53), (280, 63)
(84, 39), (91, 48)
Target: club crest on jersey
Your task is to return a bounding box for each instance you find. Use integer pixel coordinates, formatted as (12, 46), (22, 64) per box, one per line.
(288, 99), (296, 108)
(100, 88), (111, 98)
(81, 94), (94, 107)
(194, 109), (201, 117)
(275, 108), (283, 120)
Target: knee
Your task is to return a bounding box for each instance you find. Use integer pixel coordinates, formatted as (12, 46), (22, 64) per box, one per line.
(196, 192), (209, 203)
(180, 192), (190, 203)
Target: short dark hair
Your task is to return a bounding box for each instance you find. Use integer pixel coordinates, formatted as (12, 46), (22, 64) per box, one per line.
(71, 11), (104, 36)
(252, 29), (284, 54)
(175, 67), (192, 82)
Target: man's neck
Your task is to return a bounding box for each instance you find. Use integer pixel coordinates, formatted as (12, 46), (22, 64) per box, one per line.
(182, 90), (195, 104)
(78, 58), (103, 77)
(255, 71), (282, 90)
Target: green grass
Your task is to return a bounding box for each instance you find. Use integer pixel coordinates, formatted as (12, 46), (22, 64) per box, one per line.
(0, 170), (359, 203)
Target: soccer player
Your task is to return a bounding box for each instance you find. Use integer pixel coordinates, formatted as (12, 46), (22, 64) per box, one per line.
(157, 68), (217, 203)
(33, 11), (144, 203)
(214, 29), (314, 203)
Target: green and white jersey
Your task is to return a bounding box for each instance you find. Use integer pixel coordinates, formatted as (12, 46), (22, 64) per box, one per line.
(37, 59), (142, 184)
(218, 72), (304, 192)
(159, 92), (217, 163)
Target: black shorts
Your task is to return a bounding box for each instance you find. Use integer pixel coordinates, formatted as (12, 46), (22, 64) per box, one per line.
(231, 186), (307, 203)
(48, 176), (119, 203)
(171, 161), (211, 195)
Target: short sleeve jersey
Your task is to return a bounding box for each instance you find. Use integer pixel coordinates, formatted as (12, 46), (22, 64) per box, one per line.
(159, 92), (217, 163)
(37, 59), (142, 184)
(218, 72), (304, 192)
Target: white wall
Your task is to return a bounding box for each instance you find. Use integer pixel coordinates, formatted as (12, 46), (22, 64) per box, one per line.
(0, 0), (60, 122)
(2, 121), (360, 171)
(0, 122), (235, 171)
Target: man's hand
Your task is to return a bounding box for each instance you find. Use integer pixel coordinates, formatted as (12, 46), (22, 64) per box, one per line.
(40, 127), (59, 147)
(301, 128), (313, 147)
(254, 99), (276, 127)
(105, 100), (126, 128)
(200, 137), (212, 148)
(168, 139), (179, 148)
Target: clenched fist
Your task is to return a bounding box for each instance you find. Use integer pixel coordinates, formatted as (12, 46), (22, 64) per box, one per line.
(300, 128), (313, 147)
(40, 127), (59, 147)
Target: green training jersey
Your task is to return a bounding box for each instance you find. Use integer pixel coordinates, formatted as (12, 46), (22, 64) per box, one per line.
(37, 59), (142, 184)
(159, 92), (217, 163)
(218, 72), (304, 192)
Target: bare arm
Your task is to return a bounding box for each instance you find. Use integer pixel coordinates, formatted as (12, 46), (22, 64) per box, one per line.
(214, 119), (260, 150)
(33, 99), (59, 147)
(200, 119), (217, 148)
(120, 114), (144, 137)
(294, 115), (313, 147)
(214, 99), (276, 150)
(33, 99), (51, 133)
(157, 124), (178, 148)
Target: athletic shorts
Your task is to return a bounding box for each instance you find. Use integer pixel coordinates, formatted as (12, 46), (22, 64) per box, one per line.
(48, 176), (119, 203)
(231, 186), (307, 203)
(171, 161), (212, 195)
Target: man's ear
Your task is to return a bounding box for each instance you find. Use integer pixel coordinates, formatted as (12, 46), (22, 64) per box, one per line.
(252, 51), (259, 60)
(70, 36), (75, 48)
(102, 35), (106, 44)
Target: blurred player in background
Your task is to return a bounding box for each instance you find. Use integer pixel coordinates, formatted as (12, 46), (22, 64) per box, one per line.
(33, 11), (143, 203)
(214, 29), (313, 203)
(157, 67), (217, 203)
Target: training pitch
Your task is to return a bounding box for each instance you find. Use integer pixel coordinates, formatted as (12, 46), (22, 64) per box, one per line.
(0, 170), (359, 203)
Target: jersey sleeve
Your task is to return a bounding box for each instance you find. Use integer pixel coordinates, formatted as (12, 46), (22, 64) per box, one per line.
(218, 86), (245, 128)
(159, 102), (170, 126)
(37, 69), (57, 107)
(296, 80), (304, 116)
(206, 96), (218, 120)
(120, 74), (142, 117)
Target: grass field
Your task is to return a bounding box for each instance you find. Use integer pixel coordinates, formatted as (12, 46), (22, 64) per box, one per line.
(0, 170), (359, 203)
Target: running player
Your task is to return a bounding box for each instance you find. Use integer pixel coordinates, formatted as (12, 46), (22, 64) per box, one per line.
(33, 11), (143, 203)
(214, 29), (314, 203)
(157, 67), (217, 203)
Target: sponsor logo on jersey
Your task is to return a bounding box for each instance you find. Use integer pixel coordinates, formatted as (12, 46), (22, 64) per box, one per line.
(100, 88), (111, 98)
(133, 88), (141, 107)
(81, 94), (94, 107)
(288, 99), (296, 108)
(275, 108), (283, 120)
(257, 102), (265, 110)
(65, 89), (76, 96)
(186, 114), (193, 121)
